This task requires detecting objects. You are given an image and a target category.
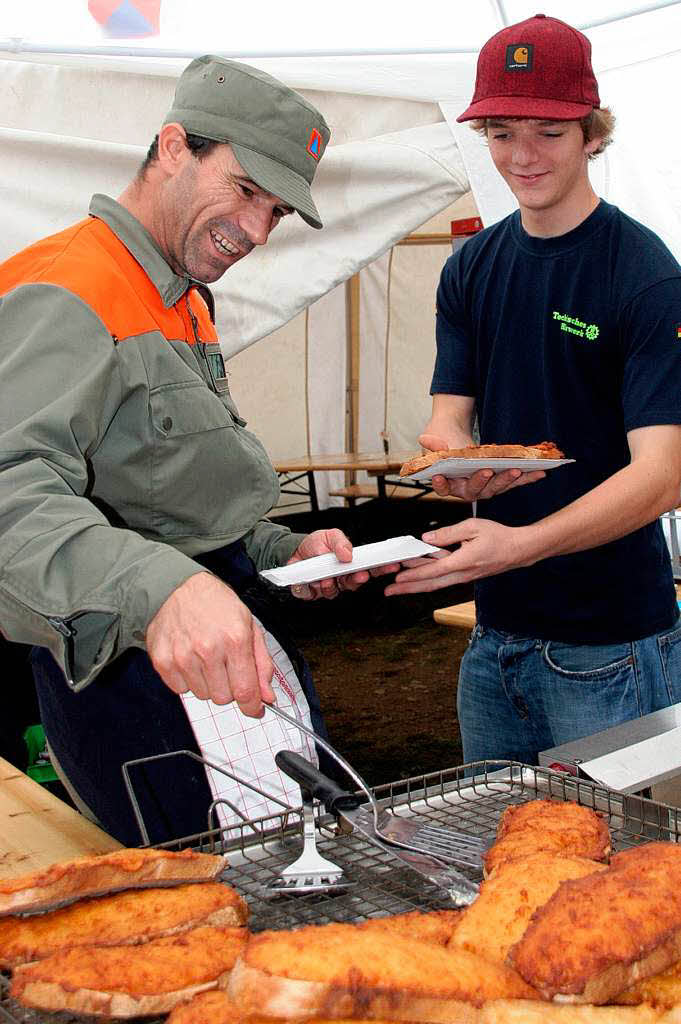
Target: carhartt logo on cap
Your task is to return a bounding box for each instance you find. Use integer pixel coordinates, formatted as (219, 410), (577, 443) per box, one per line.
(306, 128), (323, 160)
(505, 43), (533, 71)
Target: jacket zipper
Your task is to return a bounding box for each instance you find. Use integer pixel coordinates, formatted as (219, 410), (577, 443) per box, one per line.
(186, 291), (209, 373)
(185, 292), (200, 343)
(46, 616), (77, 684)
(186, 291), (223, 392)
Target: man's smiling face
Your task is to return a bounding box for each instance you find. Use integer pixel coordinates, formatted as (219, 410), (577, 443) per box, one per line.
(486, 118), (600, 218)
(161, 137), (293, 283)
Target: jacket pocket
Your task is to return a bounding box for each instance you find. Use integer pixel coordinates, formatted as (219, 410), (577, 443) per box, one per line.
(150, 380), (234, 436)
(149, 381), (278, 539)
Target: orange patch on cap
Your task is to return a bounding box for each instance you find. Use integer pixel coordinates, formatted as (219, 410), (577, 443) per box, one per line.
(306, 129), (322, 160)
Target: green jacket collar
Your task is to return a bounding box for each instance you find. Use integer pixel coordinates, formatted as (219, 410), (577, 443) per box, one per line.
(89, 194), (204, 310)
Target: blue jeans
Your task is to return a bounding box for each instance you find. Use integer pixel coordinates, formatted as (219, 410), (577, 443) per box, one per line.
(457, 619), (681, 764)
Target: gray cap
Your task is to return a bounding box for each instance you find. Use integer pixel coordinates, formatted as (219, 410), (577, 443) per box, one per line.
(164, 55), (330, 229)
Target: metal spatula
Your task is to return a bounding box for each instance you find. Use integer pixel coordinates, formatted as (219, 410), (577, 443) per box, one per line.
(267, 789), (352, 895)
(276, 750), (480, 905)
(267, 703), (487, 869)
(349, 804), (487, 869)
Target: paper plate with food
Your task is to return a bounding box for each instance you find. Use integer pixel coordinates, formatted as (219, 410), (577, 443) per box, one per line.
(399, 442), (574, 481)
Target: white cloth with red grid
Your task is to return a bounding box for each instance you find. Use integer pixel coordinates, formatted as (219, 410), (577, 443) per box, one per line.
(179, 616), (317, 830)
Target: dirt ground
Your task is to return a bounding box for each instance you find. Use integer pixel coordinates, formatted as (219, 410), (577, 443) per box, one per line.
(273, 501), (475, 787)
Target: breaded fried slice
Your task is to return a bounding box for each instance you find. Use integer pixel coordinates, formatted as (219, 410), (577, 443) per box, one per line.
(451, 852), (606, 964)
(0, 881), (247, 967)
(480, 1000), (664, 1022)
(228, 920), (538, 1021)
(609, 843), (681, 875)
(509, 842), (681, 1005)
(612, 845), (681, 1011)
(399, 443), (565, 477)
(356, 908), (461, 945)
(616, 958), (681, 1009)
(0, 847), (229, 917)
(484, 800), (611, 876)
(10, 924), (247, 1018)
(168, 991), (249, 1024)
(168, 991), (403, 1024)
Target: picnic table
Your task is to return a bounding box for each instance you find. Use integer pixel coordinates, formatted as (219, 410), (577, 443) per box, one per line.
(274, 451), (464, 510)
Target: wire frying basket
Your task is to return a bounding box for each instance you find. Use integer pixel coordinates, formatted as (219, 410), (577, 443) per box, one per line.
(2, 761), (681, 1024)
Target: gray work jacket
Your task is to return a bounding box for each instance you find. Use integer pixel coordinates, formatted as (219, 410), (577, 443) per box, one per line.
(0, 195), (303, 688)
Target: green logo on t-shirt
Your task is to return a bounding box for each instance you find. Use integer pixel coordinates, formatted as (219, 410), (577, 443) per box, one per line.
(552, 310), (599, 341)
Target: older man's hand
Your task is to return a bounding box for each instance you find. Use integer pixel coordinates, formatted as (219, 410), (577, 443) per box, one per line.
(287, 528), (399, 600)
(145, 572), (274, 716)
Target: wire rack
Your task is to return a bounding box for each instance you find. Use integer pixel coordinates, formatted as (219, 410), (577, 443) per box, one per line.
(2, 760), (680, 1024)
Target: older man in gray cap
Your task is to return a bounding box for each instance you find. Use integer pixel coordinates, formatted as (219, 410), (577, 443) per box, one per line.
(0, 57), (384, 843)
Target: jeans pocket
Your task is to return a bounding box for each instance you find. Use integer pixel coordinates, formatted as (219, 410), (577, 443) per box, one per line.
(543, 640), (634, 681)
(657, 621), (681, 703)
(540, 641), (642, 737)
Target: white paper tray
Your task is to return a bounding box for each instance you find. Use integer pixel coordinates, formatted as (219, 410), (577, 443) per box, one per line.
(405, 457), (575, 482)
(260, 535), (440, 587)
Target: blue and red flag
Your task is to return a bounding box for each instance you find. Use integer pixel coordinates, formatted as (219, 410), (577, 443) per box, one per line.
(88, 0), (160, 38)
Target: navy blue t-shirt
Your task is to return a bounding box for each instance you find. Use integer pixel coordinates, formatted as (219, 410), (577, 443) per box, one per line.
(432, 200), (681, 642)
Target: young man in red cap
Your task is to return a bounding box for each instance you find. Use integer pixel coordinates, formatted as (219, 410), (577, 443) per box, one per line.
(386, 15), (681, 763)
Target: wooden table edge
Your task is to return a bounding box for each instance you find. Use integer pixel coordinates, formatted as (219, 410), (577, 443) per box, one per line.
(0, 757), (121, 877)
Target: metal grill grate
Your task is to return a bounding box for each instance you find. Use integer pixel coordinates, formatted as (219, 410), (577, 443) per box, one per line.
(2, 761), (679, 1023)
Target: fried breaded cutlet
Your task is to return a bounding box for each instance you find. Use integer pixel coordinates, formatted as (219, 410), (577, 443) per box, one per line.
(168, 991), (250, 1024)
(228, 920), (538, 1021)
(399, 442), (565, 477)
(616, 959), (681, 1010)
(356, 908), (461, 946)
(612, 846), (681, 1010)
(508, 842), (681, 1005)
(168, 919), (461, 1024)
(168, 990), (404, 1024)
(451, 851), (607, 965)
(480, 999), (665, 1023)
(0, 847), (229, 917)
(484, 799), (611, 876)
(609, 843), (681, 876)
(0, 881), (247, 967)
(10, 924), (248, 1018)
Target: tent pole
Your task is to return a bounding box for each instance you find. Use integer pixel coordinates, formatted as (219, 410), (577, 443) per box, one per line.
(345, 273), (361, 489)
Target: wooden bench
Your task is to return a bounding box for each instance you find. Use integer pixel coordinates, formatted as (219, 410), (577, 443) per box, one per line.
(433, 601), (476, 629)
(274, 451), (416, 514)
(328, 483), (465, 504)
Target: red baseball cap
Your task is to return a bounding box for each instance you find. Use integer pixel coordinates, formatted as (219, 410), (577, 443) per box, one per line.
(457, 13), (600, 122)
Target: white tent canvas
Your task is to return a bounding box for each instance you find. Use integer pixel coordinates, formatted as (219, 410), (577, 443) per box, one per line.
(2, 1), (680, 507)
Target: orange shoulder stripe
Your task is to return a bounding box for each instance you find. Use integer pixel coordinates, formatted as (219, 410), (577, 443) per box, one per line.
(0, 218), (217, 345)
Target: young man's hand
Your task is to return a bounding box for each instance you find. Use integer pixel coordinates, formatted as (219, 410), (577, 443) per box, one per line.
(384, 517), (534, 594)
(418, 433), (546, 501)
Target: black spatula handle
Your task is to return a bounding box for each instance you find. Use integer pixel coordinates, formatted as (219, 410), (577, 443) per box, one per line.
(276, 750), (360, 813)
